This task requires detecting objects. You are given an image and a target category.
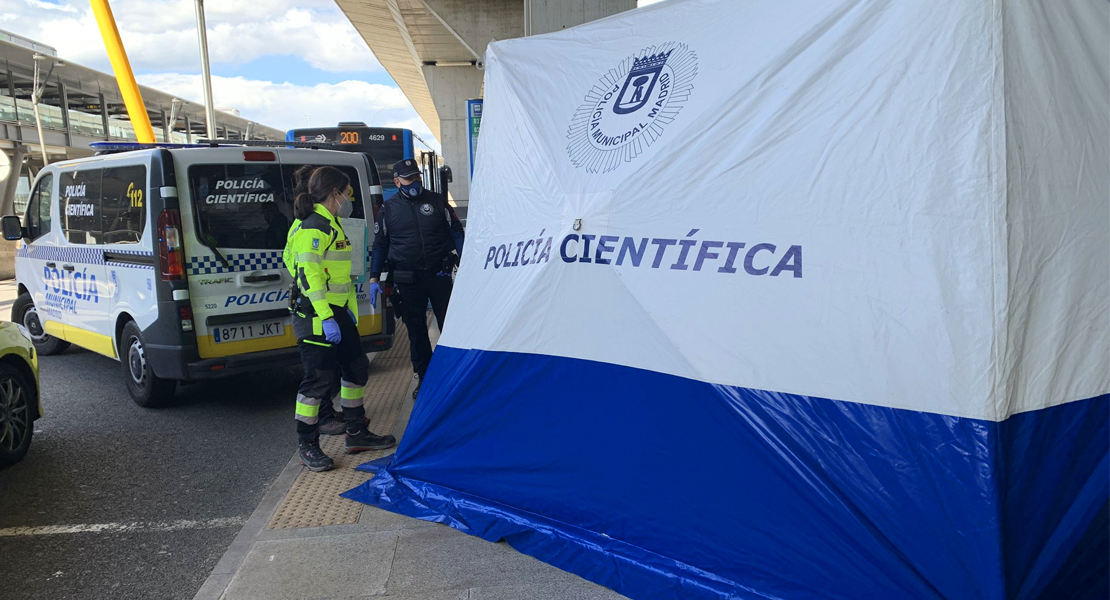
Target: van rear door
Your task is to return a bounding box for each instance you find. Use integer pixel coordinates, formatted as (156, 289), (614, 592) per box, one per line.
(175, 148), (381, 360)
(177, 148), (294, 359)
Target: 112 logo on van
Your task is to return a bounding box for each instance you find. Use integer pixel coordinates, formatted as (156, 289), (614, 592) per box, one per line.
(127, 182), (143, 208)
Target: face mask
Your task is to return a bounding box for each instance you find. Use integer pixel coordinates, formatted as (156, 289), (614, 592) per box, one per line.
(335, 193), (353, 218)
(337, 197), (353, 218)
(400, 180), (422, 198)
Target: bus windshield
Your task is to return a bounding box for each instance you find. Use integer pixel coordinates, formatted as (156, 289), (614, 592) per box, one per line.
(287, 126), (411, 199)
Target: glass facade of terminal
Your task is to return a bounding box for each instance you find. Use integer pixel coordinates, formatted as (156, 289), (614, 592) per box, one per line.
(2, 61), (275, 216)
(1, 65), (256, 144)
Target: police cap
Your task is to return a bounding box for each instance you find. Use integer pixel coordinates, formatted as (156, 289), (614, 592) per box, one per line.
(392, 159), (421, 179)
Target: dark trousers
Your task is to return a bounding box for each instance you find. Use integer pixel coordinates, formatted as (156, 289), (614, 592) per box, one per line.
(397, 272), (453, 378)
(293, 305), (370, 443)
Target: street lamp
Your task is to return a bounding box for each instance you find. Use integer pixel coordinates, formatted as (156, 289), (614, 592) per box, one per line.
(31, 53), (65, 166)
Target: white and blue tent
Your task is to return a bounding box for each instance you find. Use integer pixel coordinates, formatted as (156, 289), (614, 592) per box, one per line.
(345, 1), (1109, 598)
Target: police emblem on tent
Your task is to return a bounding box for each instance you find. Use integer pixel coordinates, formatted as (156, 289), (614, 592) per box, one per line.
(614, 51), (671, 114)
(567, 42), (697, 174)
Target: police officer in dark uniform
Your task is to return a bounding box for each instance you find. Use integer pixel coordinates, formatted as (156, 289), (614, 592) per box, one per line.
(369, 159), (464, 397)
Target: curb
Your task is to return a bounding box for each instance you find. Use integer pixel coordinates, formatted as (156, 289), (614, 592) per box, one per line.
(190, 351), (412, 600)
(191, 452), (304, 600)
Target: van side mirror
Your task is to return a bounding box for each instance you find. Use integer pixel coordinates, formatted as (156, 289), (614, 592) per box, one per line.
(1, 215), (24, 241)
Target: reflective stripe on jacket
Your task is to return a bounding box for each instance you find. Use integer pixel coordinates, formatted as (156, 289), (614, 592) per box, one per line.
(282, 203), (357, 323)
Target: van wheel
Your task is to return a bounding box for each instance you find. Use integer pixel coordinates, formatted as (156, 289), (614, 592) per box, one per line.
(120, 321), (176, 407)
(0, 362), (36, 468)
(12, 294), (69, 356)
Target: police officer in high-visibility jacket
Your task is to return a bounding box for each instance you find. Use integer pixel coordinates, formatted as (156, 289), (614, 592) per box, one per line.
(369, 159), (464, 399)
(283, 166), (395, 472)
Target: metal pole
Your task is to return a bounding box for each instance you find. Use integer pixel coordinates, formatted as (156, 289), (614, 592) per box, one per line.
(59, 81), (72, 148)
(31, 59), (51, 166)
(98, 92), (110, 140)
(194, 0), (217, 140)
(168, 98), (184, 142)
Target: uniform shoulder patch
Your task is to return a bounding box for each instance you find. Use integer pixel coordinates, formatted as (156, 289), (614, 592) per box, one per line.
(312, 238), (320, 250)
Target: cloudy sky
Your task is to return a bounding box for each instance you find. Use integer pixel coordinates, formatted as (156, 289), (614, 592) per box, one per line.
(3, 0), (430, 139)
(3, 0), (663, 143)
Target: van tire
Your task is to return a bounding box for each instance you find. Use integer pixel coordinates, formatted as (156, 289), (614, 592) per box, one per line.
(120, 321), (176, 407)
(12, 294), (70, 356)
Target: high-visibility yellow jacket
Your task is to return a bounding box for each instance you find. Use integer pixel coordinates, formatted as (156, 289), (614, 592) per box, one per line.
(282, 203), (357, 324)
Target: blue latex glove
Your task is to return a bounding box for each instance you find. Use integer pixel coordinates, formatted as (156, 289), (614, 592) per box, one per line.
(322, 318), (342, 344)
(368, 281), (382, 309)
(346, 307), (356, 323)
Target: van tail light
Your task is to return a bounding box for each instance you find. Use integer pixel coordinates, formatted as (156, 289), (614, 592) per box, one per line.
(179, 306), (194, 332)
(158, 209), (185, 281)
(243, 150), (275, 161)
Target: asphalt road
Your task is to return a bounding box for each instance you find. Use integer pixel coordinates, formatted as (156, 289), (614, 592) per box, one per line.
(0, 344), (302, 600)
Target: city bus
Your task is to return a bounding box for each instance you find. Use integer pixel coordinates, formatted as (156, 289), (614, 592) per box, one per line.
(287, 123), (419, 201)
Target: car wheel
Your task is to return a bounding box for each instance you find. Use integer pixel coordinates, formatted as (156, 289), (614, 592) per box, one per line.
(120, 321), (176, 408)
(0, 362), (36, 468)
(13, 293), (70, 356)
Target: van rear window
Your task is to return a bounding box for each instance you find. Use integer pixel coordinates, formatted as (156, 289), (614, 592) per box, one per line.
(189, 163), (364, 250)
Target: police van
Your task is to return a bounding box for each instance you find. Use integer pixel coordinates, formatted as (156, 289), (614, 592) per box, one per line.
(1, 143), (394, 406)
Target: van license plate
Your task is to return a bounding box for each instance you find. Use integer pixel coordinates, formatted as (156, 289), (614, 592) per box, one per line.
(213, 321), (284, 343)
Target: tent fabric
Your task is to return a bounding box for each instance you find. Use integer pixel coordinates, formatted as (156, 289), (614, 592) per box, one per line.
(344, 1), (1109, 598)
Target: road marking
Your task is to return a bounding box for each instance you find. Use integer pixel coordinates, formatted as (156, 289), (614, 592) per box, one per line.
(0, 516), (245, 537)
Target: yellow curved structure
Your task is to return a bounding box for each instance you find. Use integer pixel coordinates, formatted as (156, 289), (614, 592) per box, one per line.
(89, 0), (155, 143)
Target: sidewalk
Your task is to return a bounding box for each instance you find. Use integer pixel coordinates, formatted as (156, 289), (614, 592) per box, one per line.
(195, 317), (627, 600)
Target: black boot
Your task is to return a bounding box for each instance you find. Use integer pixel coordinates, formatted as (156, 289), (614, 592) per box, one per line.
(412, 373), (423, 400)
(345, 426), (397, 454)
(298, 441), (334, 472)
(318, 413), (346, 436)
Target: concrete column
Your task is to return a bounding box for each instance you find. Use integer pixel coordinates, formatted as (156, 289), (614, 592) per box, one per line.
(526, 0), (635, 36)
(0, 144), (28, 215)
(421, 0), (634, 215)
(422, 64), (484, 215)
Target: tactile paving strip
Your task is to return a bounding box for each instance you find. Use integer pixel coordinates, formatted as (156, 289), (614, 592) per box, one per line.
(267, 319), (417, 530)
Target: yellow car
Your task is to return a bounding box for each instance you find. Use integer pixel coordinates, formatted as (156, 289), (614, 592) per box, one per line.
(0, 321), (41, 468)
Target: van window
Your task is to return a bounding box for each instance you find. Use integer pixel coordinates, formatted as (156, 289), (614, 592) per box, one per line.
(61, 169), (102, 245)
(189, 163), (288, 249)
(22, 173), (53, 241)
(101, 166), (147, 244)
(282, 165), (365, 221)
(188, 163), (364, 250)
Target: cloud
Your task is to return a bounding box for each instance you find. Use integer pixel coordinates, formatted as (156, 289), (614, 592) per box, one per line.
(22, 0), (77, 12)
(137, 73), (438, 147)
(11, 0), (380, 73)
